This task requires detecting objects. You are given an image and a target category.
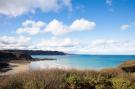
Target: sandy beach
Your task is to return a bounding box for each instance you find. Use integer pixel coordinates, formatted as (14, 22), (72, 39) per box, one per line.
(0, 62), (29, 76)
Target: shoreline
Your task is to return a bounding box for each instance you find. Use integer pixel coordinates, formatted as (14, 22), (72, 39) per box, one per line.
(1, 59), (135, 76)
(0, 58), (56, 76)
(0, 61), (29, 76)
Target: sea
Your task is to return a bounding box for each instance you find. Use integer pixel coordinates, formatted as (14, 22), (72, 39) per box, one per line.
(29, 55), (135, 70)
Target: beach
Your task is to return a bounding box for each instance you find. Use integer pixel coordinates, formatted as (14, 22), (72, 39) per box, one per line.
(0, 61), (29, 76)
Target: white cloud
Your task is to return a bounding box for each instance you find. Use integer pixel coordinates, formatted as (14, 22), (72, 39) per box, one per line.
(0, 36), (31, 49)
(1, 35), (135, 55)
(120, 22), (135, 30)
(17, 19), (96, 36)
(44, 18), (96, 35)
(16, 20), (46, 35)
(120, 24), (130, 30)
(45, 19), (70, 35)
(0, 0), (72, 17)
(70, 18), (96, 31)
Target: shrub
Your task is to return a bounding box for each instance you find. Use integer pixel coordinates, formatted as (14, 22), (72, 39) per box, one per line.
(1, 69), (135, 89)
(83, 73), (112, 89)
(0, 70), (66, 89)
(65, 74), (81, 89)
(111, 77), (135, 89)
(64, 70), (113, 89)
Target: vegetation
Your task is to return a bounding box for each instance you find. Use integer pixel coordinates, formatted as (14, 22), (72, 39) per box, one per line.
(2, 50), (66, 55)
(111, 77), (135, 89)
(0, 51), (32, 61)
(0, 69), (135, 89)
(119, 60), (135, 72)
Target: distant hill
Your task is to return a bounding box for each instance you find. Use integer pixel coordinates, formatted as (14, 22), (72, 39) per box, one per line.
(1, 50), (67, 55)
(0, 51), (32, 61)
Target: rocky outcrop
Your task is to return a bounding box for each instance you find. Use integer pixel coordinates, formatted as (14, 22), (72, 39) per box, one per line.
(119, 60), (135, 72)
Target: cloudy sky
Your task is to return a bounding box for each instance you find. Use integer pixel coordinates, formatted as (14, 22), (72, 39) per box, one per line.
(0, 0), (135, 54)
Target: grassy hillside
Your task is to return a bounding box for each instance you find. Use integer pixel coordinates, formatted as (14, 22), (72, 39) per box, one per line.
(0, 68), (135, 89)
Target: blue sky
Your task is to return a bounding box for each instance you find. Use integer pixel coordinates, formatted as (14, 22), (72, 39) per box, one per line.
(0, 0), (135, 54)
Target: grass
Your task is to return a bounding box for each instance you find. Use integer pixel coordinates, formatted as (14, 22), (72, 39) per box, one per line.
(119, 60), (135, 72)
(0, 68), (135, 89)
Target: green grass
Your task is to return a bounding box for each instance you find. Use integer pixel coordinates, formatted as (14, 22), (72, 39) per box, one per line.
(0, 69), (135, 89)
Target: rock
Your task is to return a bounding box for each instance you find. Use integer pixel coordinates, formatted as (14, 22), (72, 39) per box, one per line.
(31, 58), (56, 61)
(119, 60), (135, 72)
(0, 62), (11, 72)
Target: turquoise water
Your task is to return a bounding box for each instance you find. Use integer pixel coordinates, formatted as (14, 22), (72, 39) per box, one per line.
(31, 55), (135, 69)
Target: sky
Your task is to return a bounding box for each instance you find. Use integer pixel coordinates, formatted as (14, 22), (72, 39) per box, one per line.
(0, 0), (135, 55)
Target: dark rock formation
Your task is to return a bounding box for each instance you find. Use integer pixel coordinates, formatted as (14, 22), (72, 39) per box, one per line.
(0, 62), (11, 72)
(31, 58), (56, 61)
(0, 62), (10, 69)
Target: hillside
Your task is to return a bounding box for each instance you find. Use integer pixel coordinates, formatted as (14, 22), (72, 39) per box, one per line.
(2, 50), (67, 55)
(0, 51), (32, 61)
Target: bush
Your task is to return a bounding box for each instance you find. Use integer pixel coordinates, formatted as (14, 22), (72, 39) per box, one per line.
(64, 71), (113, 89)
(0, 70), (67, 89)
(65, 74), (82, 89)
(83, 73), (112, 89)
(111, 77), (135, 89)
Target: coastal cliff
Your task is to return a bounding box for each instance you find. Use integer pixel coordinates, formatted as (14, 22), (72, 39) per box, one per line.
(2, 50), (67, 55)
(0, 50), (62, 71)
(0, 51), (32, 61)
(0, 51), (32, 71)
